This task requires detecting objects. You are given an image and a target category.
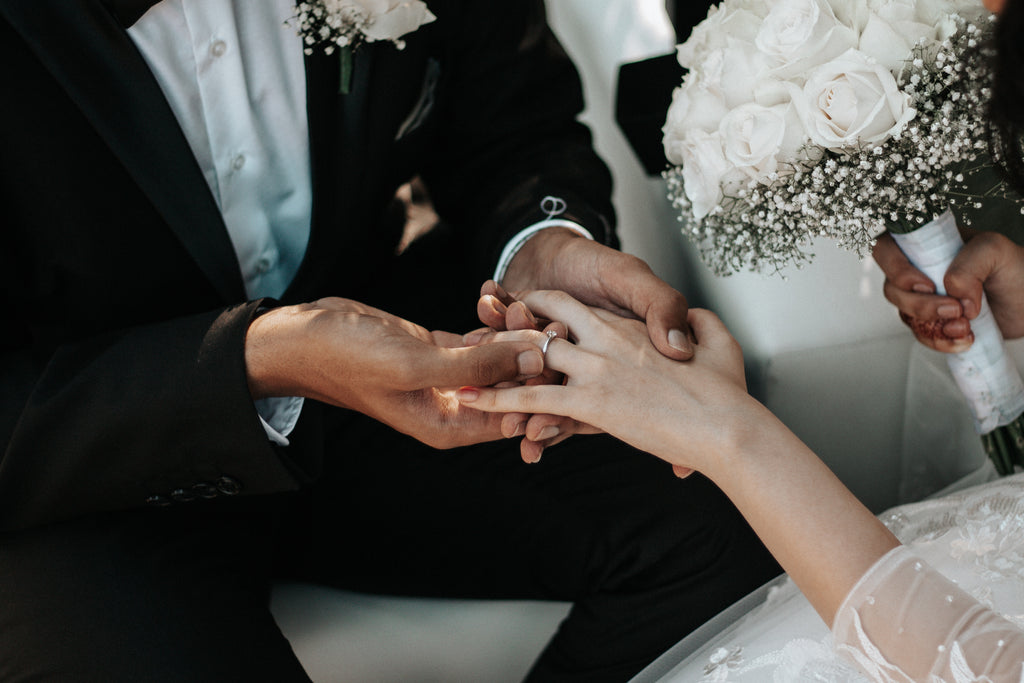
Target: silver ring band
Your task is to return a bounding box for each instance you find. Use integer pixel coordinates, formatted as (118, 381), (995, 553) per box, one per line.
(541, 330), (557, 356)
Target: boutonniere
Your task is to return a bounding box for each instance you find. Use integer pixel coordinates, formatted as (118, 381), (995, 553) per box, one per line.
(288, 1), (437, 94)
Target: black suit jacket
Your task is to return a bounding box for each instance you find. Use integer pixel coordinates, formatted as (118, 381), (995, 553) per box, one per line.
(0, 0), (615, 531)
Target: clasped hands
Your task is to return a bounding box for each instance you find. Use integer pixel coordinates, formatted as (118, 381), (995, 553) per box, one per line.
(244, 230), (697, 459)
(873, 228), (1024, 352)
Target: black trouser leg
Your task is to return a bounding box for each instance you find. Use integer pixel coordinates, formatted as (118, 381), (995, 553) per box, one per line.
(280, 415), (782, 682)
(0, 499), (311, 683)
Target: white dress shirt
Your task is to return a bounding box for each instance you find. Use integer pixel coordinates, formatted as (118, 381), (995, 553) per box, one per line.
(129, 0), (307, 444)
(127, 0), (591, 444)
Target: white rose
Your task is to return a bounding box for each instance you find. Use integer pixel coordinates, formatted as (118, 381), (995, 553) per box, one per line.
(677, 1), (766, 71)
(663, 79), (730, 145)
(852, 0), (938, 70)
(860, 15), (935, 71)
(755, 0), (858, 79)
(790, 48), (916, 149)
(825, 0), (866, 31)
(718, 102), (807, 181)
(677, 130), (732, 220)
(326, 0), (436, 43)
(690, 42), (773, 109)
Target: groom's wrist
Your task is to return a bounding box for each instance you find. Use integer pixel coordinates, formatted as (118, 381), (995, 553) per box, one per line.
(495, 223), (592, 289)
(499, 226), (590, 292)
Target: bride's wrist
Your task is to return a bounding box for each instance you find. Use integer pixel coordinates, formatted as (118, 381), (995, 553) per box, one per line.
(698, 398), (782, 482)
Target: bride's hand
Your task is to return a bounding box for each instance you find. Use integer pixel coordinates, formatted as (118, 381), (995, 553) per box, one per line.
(457, 290), (764, 479)
(873, 230), (1024, 351)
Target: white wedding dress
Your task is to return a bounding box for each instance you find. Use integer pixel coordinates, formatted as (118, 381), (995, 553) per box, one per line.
(638, 473), (1024, 682)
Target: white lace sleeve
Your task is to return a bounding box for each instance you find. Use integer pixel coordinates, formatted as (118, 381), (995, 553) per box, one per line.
(833, 545), (1024, 682)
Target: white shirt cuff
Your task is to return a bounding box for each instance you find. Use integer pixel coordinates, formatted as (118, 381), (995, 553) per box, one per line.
(492, 219), (594, 284)
(255, 396), (304, 446)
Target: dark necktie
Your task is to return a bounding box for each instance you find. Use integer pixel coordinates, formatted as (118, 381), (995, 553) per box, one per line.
(104, 0), (163, 27)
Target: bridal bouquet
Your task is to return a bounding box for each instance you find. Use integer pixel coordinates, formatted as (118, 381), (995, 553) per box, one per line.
(662, 0), (1024, 473)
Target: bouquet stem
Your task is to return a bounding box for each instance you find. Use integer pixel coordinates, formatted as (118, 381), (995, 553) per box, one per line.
(891, 211), (1024, 475)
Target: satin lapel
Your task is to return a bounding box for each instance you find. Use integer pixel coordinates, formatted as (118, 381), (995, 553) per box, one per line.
(295, 45), (376, 299)
(0, 0), (245, 303)
(339, 48), (374, 196)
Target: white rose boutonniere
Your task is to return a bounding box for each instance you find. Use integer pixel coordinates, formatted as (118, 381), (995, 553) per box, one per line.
(289, 0), (437, 93)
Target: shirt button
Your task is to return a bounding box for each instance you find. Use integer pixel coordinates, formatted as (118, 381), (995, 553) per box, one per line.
(231, 154), (246, 171)
(255, 256), (272, 274)
(210, 39), (228, 57)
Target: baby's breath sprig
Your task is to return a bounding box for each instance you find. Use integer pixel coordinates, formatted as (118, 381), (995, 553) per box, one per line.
(288, 2), (369, 93)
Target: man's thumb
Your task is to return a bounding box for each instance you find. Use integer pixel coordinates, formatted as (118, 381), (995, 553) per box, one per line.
(425, 343), (544, 388)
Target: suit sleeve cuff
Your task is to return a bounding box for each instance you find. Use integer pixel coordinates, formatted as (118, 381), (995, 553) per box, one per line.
(492, 220), (594, 284)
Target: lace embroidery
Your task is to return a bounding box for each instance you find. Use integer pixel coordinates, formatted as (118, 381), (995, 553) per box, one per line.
(699, 635), (865, 681)
(703, 647), (743, 678)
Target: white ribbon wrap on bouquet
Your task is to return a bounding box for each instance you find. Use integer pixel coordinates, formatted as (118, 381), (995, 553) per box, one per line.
(892, 210), (1024, 433)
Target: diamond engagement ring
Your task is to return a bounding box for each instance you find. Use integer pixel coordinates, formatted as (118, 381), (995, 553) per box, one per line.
(541, 330), (557, 356)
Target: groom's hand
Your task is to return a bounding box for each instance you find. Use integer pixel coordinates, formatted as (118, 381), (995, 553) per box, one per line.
(245, 297), (545, 449)
(498, 228), (694, 360)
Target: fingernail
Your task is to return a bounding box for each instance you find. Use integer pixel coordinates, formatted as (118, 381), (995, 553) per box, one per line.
(961, 298), (977, 319)
(535, 425), (560, 441)
(503, 419), (526, 438)
(943, 320), (969, 338)
(456, 387), (479, 402)
(531, 448), (544, 464)
(937, 304), (960, 319)
(515, 303), (538, 328)
(668, 329), (692, 354)
(518, 350), (543, 376)
(912, 283), (935, 293)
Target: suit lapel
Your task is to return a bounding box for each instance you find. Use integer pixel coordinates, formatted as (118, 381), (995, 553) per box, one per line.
(295, 33), (439, 300)
(293, 43), (378, 300)
(0, 0), (245, 303)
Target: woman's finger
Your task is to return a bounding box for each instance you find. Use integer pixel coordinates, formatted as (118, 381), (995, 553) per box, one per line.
(872, 233), (937, 294)
(456, 384), (573, 418)
(517, 290), (607, 343)
(687, 308), (741, 351)
(880, 279), (965, 323)
(518, 419), (601, 464)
